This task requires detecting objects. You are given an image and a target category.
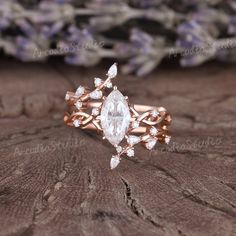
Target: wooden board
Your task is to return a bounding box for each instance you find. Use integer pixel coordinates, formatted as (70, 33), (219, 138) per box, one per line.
(0, 59), (235, 236)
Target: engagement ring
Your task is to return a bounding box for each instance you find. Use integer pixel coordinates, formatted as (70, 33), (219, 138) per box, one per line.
(64, 63), (171, 169)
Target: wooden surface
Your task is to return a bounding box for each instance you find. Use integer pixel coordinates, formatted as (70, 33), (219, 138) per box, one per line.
(0, 59), (235, 236)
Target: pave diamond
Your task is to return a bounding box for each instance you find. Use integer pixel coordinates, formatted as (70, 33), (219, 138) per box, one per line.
(73, 119), (81, 127)
(127, 135), (141, 146)
(75, 100), (82, 109)
(116, 146), (122, 153)
(92, 108), (99, 116)
(150, 127), (158, 136)
(106, 81), (113, 88)
(65, 93), (70, 101)
(126, 148), (134, 157)
(90, 90), (102, 99)
(75, 86), (85, 97)
(145, 138), (157, 150)
(107, 63), (117, 78)
(110, 155), (120, 169)
(94, 77), (103, 87)
(132, 121), (140, 129)
(101, 90), (131, 146)
(165, 136), (171, 144)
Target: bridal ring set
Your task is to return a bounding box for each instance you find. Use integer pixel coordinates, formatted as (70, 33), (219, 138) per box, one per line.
(64, 63), (171, 169)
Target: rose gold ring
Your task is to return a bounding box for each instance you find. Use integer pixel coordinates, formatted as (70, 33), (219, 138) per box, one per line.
(64, 63), (171, 169)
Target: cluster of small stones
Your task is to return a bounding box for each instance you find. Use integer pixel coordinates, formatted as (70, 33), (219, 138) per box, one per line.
(65, 63), (118, 129)
(90, 64), (117, 100)
(65, 63), (171, 170)
(110, 109), (171, 170)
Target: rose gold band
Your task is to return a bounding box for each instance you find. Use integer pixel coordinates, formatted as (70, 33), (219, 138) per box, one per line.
(64, 63), (171, 169)
(64, 97), (171, 138)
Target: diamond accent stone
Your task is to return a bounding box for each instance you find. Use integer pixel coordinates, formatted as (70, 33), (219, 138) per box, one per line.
(116, 146), (122, 153)
(127, 135), (141, 146)
(145, 138), (157, 150)
(132, 121), (140, 129)
(75, 86), (85, 97)
(94, 77), (103, 87)
(65, 93), (70, 101)
(92, 108), (99, 116)
(127, 148), (134, 157)
(75, 100), (82, 109)
(101, 90), (131, 146)
(110, 155), (120, 169)
(165, 136), (171, 144)
(151, 110), (159, 117)
(90, 90), (102, 99)
(106, 81), (113, 88)
(150, 127), (158, 136)
(73, 119), (81, 127)
(107, 63), (117, 78)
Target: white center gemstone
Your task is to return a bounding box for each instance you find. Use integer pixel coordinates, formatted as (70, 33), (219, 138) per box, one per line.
(101, 90), (131, 146)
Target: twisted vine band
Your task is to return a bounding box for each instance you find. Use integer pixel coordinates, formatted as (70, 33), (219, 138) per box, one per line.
(64, 63), (172, 169)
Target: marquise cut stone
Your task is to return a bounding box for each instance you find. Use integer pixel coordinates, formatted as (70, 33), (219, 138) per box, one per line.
(101, 90), (131, 145)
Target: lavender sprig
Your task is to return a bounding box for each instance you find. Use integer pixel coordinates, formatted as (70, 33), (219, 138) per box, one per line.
(0, 0), (236, 76)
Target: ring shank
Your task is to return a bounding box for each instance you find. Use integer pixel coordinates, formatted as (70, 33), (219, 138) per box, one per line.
(82, 123), (147, 134)
(87, 102), (166, 113)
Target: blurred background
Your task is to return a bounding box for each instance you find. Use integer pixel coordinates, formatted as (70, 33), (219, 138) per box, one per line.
(0, 0), (236, 125)
(1, 0), (236, 76)
(0, 2), (236, 235)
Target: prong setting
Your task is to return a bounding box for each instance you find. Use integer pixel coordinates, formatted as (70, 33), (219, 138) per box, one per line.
(64, 63), (171, 170)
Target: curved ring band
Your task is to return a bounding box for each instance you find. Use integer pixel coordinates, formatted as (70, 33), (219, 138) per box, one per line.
(64, 63), (171, 169)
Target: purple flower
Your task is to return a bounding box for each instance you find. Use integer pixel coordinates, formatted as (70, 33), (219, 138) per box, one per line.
(51, 0), (73, 4)
(228, 16), (236, 35)
(176, 20), (216, 66)
(130, 28), (154, 54)
(41, 21), (64, 38)
(120, 28), (165, 76)
(88, 0), (124, 5)
(0, 2), (13, 31)
(190, 8), (229, 37)
(182, 0), (199, 6)
(0, 17), (10, 30)
(14, 9), (66, 40)
(31, 2), (74, 24)
(130, 0), (163, 8)
(60, 26), (102, 66)
(10, 36), (43, 61)
(15, 19), (35, 37)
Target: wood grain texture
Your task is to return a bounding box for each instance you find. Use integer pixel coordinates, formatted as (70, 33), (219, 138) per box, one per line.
(0, 59), (235, 236)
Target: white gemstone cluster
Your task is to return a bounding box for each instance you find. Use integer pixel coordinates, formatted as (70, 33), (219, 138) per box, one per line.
(89, 63), (117, 100)
(65, 63), (171, 170)
(71, 63), (118, 129)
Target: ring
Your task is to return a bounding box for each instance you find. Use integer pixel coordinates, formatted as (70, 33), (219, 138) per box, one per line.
(64, 63), (172, 169)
